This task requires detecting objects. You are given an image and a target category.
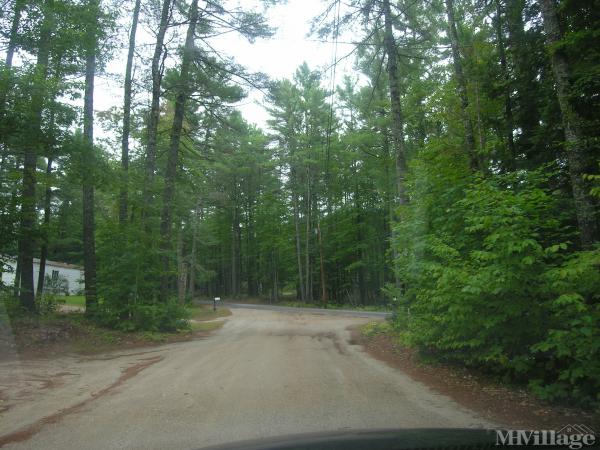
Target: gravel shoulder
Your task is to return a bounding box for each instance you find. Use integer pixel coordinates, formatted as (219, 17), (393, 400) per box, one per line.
(353, 327), (600, 431)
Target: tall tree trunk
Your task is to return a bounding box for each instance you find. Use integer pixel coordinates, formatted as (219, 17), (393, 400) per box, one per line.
(382, 0), (408, 292)
(82, 0), (99, 312)
(473, 77), (486, 153)
(507, 0), (540, 156)
(271, 249), (279, 304)
(188, 197), (201, 299)
(304, 166), (311, 302)
(119, 0), (141, 225)
(176, 224), (186, 304)
(3, 0), (23, 69)
(376, 88), (400, 288)
(444, 0), (479, 170)
(292, 183), (305, 302)
(494, 0), (516, 170)
(142, 0), (173, 215)
(379, 10), (406, 291)
(540, 0), (598, 248)
(317, 220), (327, 306)
(18, 0), (53, 310)
(0, 0), (24, 120)
(37, 57), (62, 298)
(12, 252), (21, 298)
(354, 175), (366, 305)
(382, 0), (409, 206)
(230, 199), (239, 298)
(36, 157), (53, 297)
(159, 0), (200, 299)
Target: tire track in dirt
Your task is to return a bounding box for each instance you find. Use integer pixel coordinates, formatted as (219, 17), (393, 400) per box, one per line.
(0, 355), (163, 447)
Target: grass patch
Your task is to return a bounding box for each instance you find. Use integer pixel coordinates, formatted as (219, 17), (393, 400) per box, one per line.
(187, 304), (231, 321)
(1, 307), (225, 359)
(60, 295), (86, 307)
(361, 321), (393, 338)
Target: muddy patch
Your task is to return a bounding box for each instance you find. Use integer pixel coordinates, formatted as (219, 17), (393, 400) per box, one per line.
(268, 330), (348, 356)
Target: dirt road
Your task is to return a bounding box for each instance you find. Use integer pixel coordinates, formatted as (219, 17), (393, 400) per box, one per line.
(0, 308), (495, 449)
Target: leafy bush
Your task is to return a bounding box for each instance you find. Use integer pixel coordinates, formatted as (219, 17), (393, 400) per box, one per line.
(530, 250), (600, 407)
(0, 293), (22, 320)
(1, 293), (62, 317)
(393, 152), (600, 408)
(96, 221), (163, 310)
(91, 220), (191, 332)
(93, 299), (190, 332)
(35, 294), (62, 315)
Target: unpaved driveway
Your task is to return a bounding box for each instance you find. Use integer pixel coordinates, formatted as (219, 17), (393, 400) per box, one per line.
(0, 308), (495, 449)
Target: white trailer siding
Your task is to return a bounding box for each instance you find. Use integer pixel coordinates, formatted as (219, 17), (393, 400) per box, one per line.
(1, 258), (84, 295)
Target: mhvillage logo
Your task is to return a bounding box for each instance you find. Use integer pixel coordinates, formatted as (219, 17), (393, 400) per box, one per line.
(496, 425), (596, 449)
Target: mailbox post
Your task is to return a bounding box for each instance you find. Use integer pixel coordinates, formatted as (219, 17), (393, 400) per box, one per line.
(214, 297), (220, 311)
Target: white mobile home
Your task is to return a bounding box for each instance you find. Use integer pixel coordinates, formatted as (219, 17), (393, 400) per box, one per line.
(1, 257), (84, 295)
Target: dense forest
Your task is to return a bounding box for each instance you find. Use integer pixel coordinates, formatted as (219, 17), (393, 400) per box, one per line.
(0, 0), (599, 407)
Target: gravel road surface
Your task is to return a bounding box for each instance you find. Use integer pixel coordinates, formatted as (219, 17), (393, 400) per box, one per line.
(0, 307), (495, 449)
(200, 301), (392, 319)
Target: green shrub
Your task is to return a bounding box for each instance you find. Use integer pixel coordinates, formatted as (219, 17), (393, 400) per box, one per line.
(393, 153), (600, 408)
(0, 293), (23, 319)
(92, 219), (191, 332)
(35, 294), (63, 315)
(94, 299), (190, 332)
(530, 249), (600, 407)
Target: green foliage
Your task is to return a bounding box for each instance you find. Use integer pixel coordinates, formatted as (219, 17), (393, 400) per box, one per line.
(393, 149), (600, 407)
(362, 321), (392, 338)
(96, 221), (162, 308)
(93, 299), (190, 333)
(34, 294), (62, 315)
(1, 292), (62, 317)
(530, 250), (600, 407)
(94, 220), (192, 332)
(0, 293), (23, 320)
